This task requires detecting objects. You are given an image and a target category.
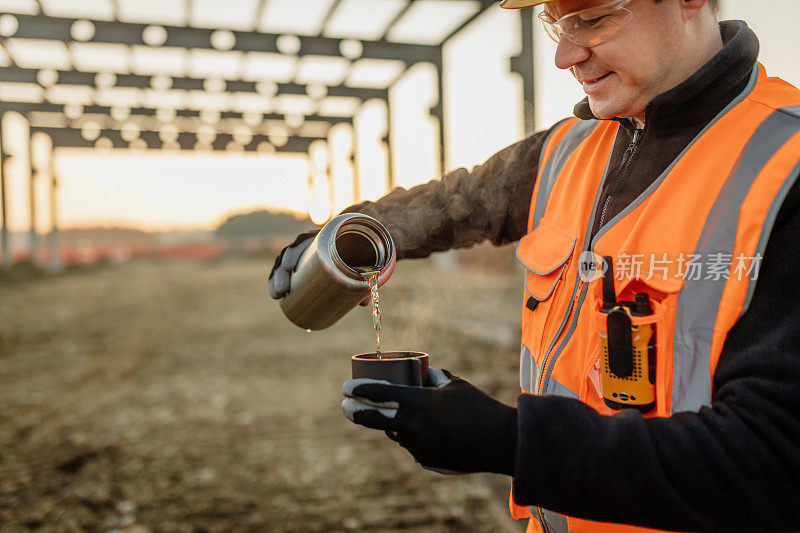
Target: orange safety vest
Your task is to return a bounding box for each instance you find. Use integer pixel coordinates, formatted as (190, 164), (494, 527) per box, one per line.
(511, 63), (800, 533)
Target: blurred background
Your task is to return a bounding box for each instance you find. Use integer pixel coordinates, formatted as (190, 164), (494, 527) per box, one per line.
(0, 1), (797, 531)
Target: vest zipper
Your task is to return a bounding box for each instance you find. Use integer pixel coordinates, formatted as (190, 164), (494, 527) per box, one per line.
(599, 125), (644, 228)
(537, 121), (635, 395)
(538, 278), (584, 395)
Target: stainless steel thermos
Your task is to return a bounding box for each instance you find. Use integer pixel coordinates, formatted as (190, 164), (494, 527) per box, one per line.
(279, 213), (396, 330)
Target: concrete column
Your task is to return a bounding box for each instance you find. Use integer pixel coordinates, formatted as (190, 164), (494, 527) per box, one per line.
(28, 128), (38, 266)
(48, 156), (62, 271)
(0, 114), (9, 269)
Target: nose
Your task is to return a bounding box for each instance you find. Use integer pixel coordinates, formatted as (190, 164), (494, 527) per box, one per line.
(554, 38), (591, 70)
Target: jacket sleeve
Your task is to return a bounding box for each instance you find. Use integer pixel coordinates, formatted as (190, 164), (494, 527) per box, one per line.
(511, 177), (800, 532)
(342, 125), (559, 259)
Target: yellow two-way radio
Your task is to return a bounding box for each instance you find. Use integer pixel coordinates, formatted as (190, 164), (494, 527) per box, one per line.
(599, 256), (656, 413)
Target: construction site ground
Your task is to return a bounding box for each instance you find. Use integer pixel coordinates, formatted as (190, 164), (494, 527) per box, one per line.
(0, 250), (526, 532)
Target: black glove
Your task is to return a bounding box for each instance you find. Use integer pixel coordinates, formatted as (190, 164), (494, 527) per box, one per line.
(268, 229), (319, 299)
(342, 369), (517, 476)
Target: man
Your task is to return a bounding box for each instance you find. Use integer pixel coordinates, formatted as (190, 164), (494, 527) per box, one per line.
(269, 0), (800, 531)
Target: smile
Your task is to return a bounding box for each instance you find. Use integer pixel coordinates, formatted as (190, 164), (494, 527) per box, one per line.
(582, 72), (613, 94)
(584, 72), (612, 85)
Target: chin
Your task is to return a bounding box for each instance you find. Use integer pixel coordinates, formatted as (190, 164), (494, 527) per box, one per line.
(588, 98), (642, 121)
(588, 98), (625, 120)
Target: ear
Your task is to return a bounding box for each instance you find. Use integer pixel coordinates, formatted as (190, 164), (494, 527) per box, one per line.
(678, 0), (712, 20)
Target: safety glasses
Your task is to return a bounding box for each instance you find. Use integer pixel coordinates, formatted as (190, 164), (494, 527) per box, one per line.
(538, 0), (634, 47)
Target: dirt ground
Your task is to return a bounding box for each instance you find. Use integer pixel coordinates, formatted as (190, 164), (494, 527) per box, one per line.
(0, 250), (528, 532)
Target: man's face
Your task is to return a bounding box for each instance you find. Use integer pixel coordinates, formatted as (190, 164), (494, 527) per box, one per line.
(545, 0), (683, 121)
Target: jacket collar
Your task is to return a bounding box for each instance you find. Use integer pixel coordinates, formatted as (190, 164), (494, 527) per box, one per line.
(574, 20), (760, 133)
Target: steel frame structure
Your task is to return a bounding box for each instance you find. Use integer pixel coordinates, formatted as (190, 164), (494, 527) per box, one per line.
(0, 2), (535, 268)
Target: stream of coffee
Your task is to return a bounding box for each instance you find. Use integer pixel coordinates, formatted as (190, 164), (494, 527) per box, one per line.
(365, 272), (382, 358)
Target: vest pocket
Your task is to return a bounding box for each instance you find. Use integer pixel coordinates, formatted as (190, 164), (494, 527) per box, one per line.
(517, 220), (578, 378)
(517, 220), (577, 302)
(583, 278), (681, 417)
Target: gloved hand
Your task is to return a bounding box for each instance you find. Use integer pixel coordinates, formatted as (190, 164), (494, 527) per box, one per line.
(342, 368), (517, 476)
(268, 229), (319, 299)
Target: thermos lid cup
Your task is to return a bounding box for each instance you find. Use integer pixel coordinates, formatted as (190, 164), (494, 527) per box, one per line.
(351, 352), (429, 387)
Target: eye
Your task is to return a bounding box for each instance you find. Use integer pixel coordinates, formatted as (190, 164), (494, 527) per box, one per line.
(576, 15), (609, 27)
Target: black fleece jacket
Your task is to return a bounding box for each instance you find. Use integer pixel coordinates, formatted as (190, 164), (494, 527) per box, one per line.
(350, 21), (800, 531)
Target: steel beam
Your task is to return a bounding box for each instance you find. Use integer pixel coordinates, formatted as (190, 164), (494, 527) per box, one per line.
(30, 125), (322, 153)
(441, 0), (497, 43)
(511, 8), (536, 135)
(0, 66), (388, 103)
(10, 13), (441, 65)
(380, 0), (417, 41)
(252, 0), (269, 33)
(319, 0), (345, 33)
(109, 0), (121, 21)
(0, 101), (354, 128)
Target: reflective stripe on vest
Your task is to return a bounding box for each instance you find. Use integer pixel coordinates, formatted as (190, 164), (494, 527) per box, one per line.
(521, 343), (578, 399)
(526, 507), (573, 533)
(672, 105), (800, 411)
(532, 120), (602, 230)
(743, 149), (800, 313)
(520, 343), (534, 392)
